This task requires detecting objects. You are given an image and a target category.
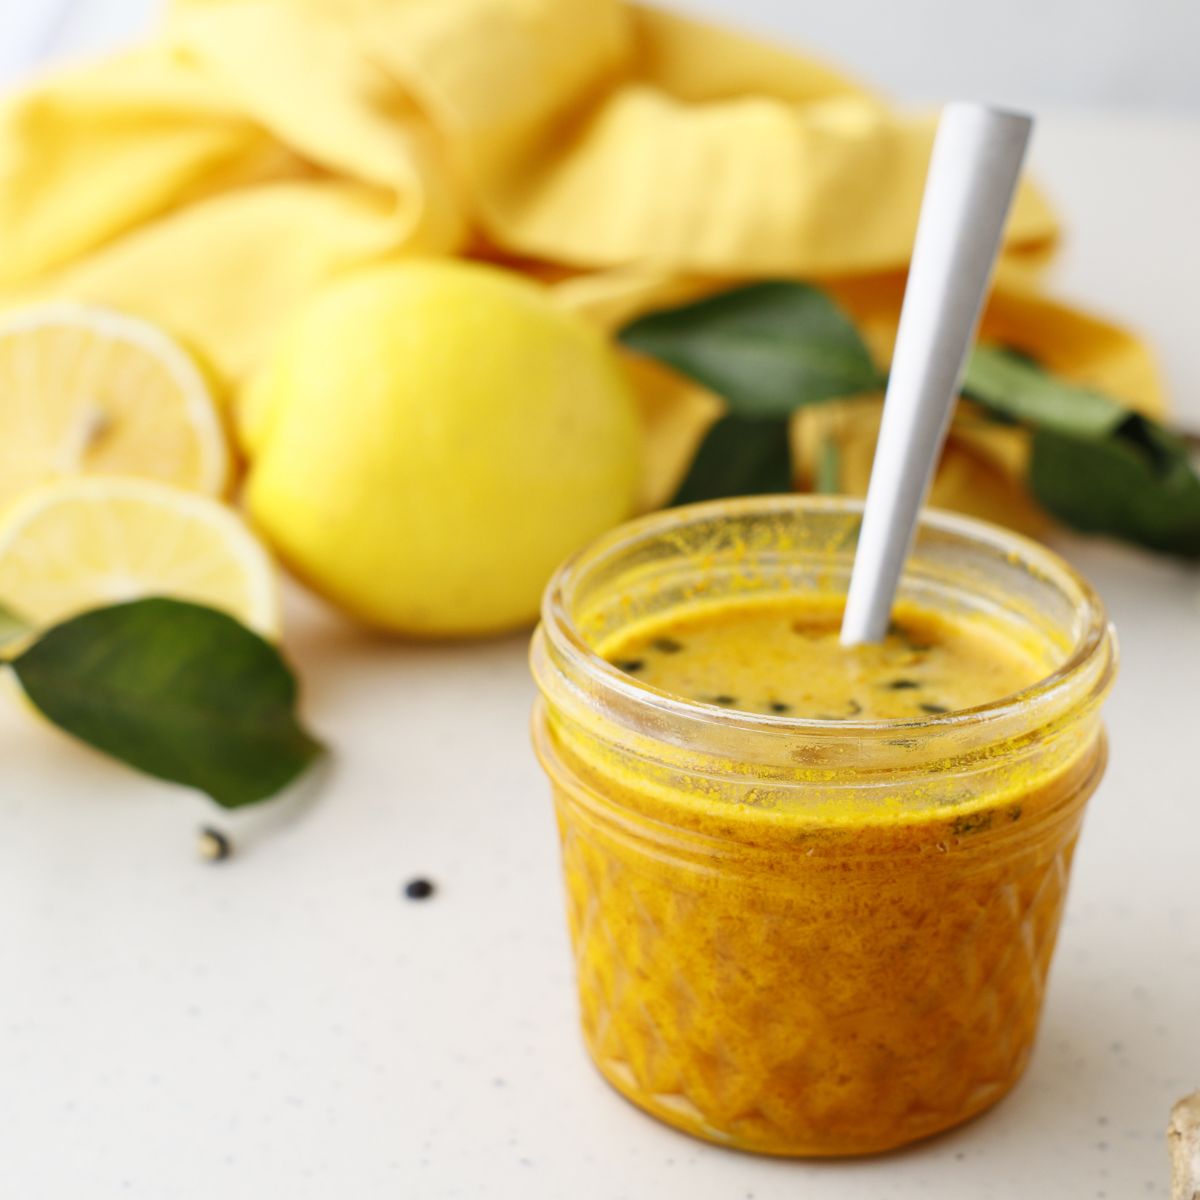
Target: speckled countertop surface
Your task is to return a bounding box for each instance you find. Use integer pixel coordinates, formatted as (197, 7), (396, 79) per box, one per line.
(1, 105), (1199, 1199)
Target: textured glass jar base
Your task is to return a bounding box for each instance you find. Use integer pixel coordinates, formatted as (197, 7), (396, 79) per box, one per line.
(586, 1031), (1032, 1157)
(548, 746), (1099, 1157)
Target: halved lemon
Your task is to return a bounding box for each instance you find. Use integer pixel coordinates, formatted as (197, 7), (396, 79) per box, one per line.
(0, 477), (279, 637)
(0, 303), (230, 509)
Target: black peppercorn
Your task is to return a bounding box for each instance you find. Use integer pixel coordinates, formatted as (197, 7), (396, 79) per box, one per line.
(404, 878), (435, 900)
(652, 638), (684, 654)
(198, 827), (232, 862)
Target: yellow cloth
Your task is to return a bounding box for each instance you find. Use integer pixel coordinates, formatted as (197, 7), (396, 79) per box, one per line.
(0, 0), (1165, 526)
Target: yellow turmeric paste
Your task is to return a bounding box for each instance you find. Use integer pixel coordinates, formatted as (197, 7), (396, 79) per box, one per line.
(538, 594), (1105, 1155)
(600, 596), (1043, 721)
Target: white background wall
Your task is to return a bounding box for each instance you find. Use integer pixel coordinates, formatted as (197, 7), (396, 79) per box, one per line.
(683, 0), (1200, 112)
(2, 0), (1199, 112)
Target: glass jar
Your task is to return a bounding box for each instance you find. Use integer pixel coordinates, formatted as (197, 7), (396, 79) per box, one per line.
(530, 495), (1115, 1157)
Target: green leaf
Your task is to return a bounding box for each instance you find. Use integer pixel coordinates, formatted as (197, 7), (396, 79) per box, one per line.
(620, 282), (883, 417)
(0, 602), (31, 652)
(671, 416), (792, 505)
(963, 344), (1200, 557)
(963, 346), (1128, 438)
(12, 598), (324, 807)
(1029, 427), (1200, 558)
(623, 280), (1200, 558)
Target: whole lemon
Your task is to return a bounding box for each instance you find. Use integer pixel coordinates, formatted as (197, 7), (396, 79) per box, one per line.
(239, 260), (640, 636)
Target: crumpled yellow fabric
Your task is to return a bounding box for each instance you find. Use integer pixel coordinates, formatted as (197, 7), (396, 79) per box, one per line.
(0, 0), (1164, 529)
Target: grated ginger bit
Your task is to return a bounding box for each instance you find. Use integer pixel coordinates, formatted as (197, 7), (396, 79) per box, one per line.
(1169, 1092), (1200, 1200)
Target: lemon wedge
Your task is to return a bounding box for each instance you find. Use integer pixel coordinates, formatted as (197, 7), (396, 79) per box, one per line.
(0, 477), (278, 637)
(0, 303), (229, 509)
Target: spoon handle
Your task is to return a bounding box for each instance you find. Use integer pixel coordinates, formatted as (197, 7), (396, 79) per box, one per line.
(840, 103), (1032, 646)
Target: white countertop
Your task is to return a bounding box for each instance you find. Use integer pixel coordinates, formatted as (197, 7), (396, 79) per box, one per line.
(2, 109), (1199, 1198)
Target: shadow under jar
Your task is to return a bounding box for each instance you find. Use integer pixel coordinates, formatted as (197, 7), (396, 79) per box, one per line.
(530, 496), (1116, 1157)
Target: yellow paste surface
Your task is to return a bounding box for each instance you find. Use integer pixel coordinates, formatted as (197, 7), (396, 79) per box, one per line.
(543, 595), (1103, 1155)
(599, 595), (1047, 721)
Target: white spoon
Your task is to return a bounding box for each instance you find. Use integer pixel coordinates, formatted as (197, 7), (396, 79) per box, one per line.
(840, 102), (1033, 646)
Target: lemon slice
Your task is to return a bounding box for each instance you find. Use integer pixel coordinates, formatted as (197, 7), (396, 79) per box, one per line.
(0, 477), (279, 637)
(0, 303), (230, 509)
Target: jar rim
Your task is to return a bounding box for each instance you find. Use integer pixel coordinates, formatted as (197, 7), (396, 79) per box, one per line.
(539, 494), (1114, 743)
